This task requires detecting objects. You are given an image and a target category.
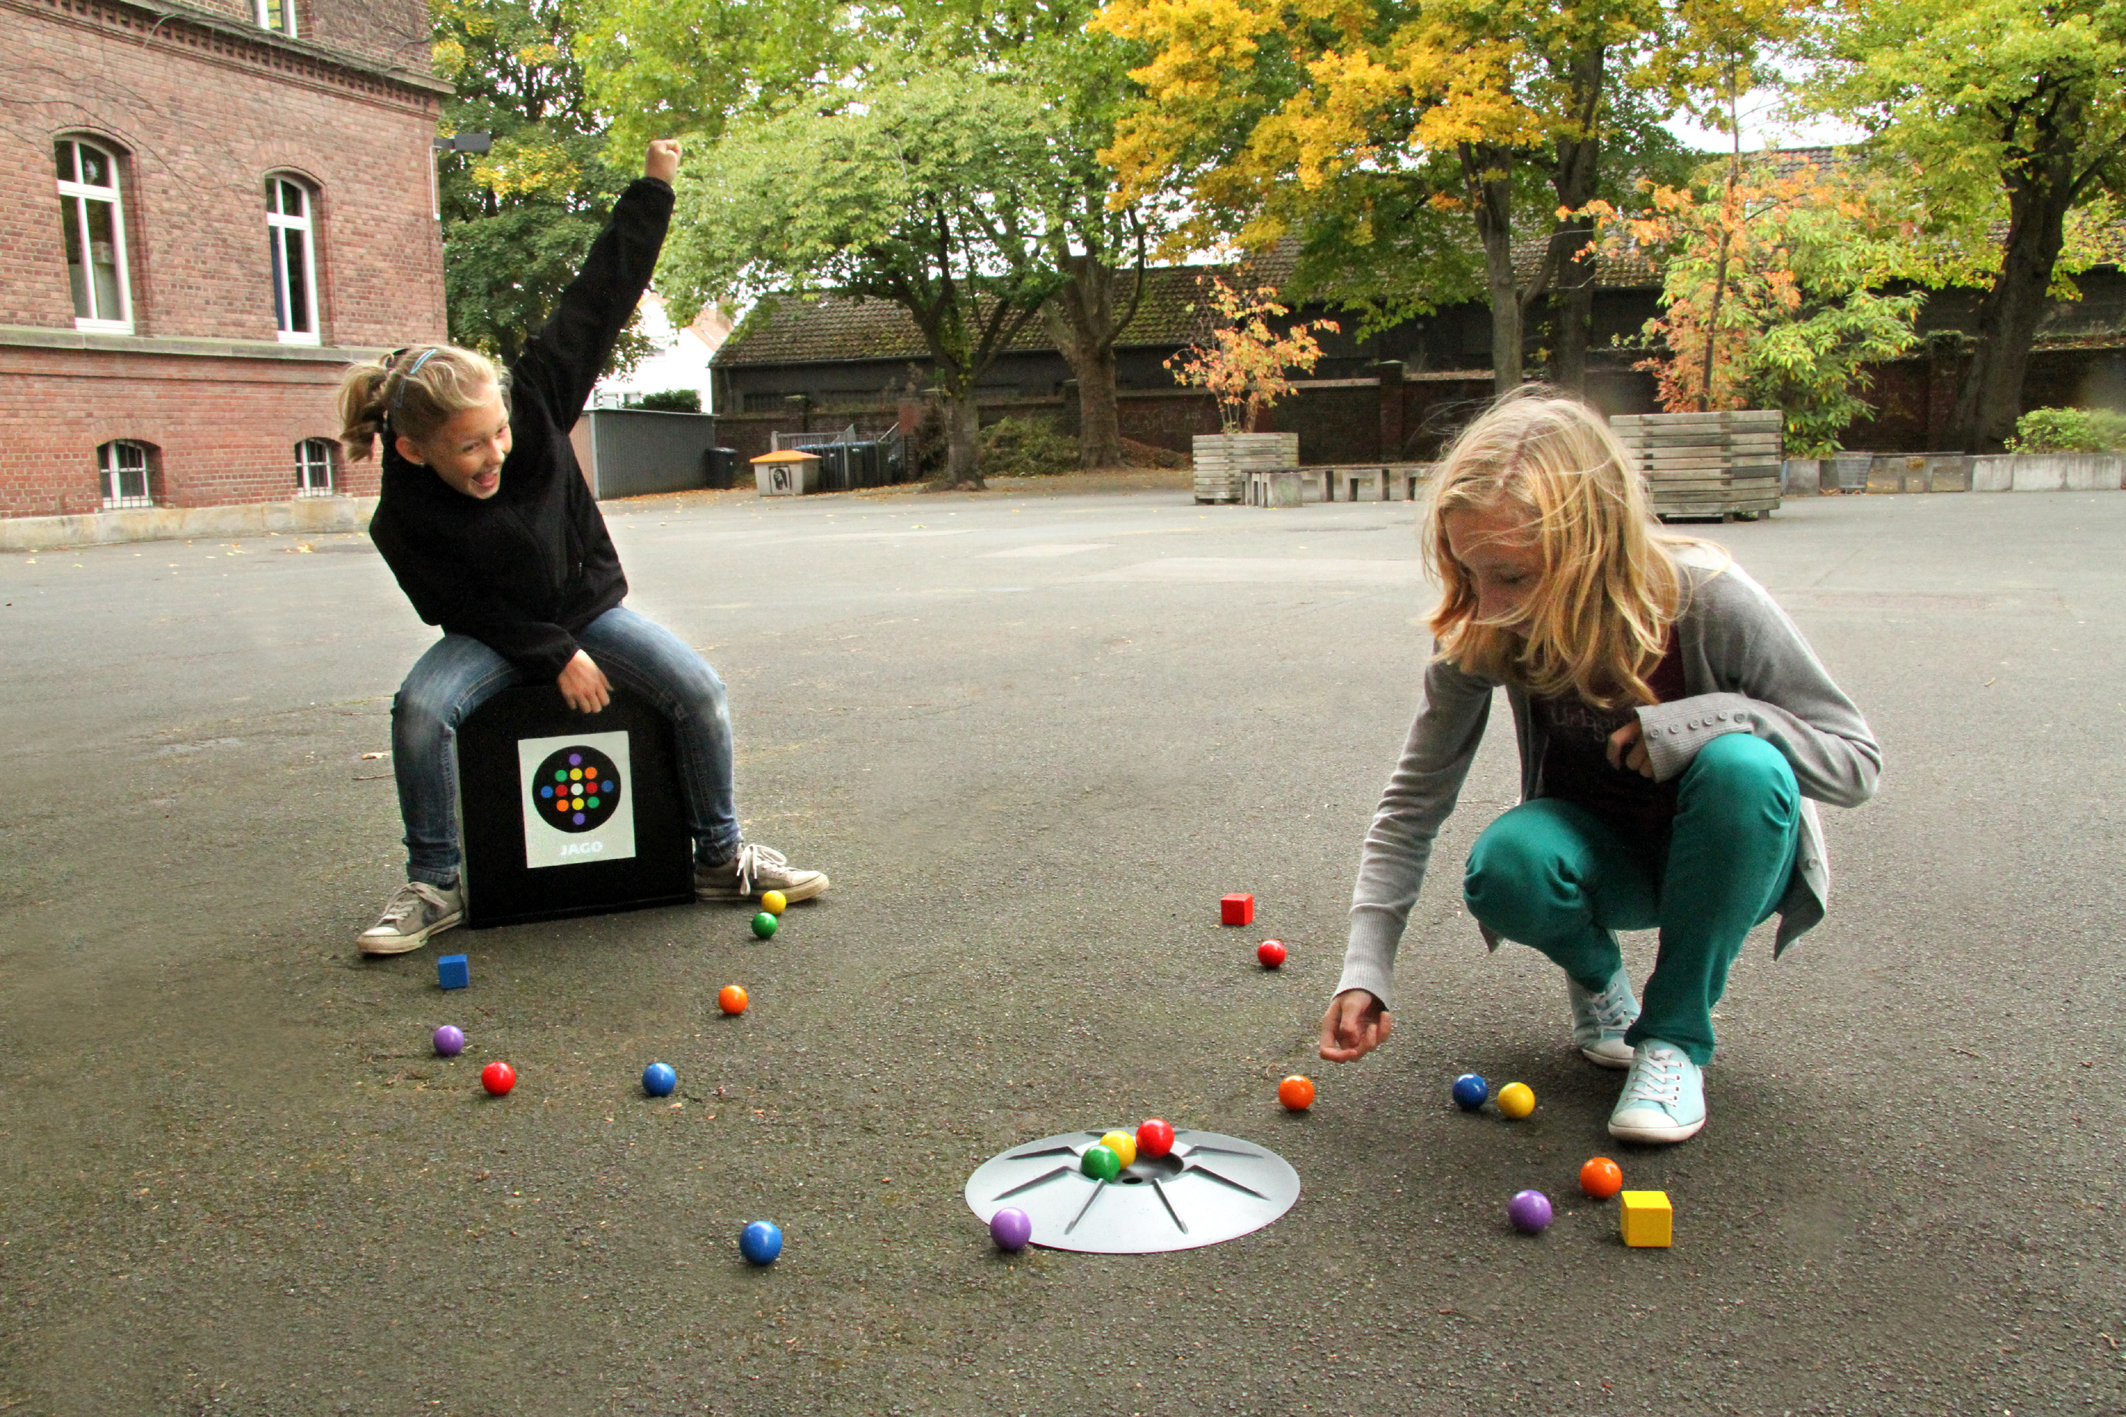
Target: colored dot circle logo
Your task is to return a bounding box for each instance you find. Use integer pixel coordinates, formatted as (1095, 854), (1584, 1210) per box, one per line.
(532, 746), (623, 833)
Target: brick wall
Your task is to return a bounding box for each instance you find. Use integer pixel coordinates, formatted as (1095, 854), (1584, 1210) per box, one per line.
(0, 0), (445, 515)
(0, 343), (374, 516)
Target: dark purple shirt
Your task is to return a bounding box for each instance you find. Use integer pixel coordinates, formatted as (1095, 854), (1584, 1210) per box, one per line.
(1529, 633), (1689, 846)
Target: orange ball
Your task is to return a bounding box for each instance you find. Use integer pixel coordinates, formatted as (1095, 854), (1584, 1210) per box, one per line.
(718, 984), (749, 1015)
(1278, 1075), (1315, 1111)
(1580, 1155), (1624, 1200)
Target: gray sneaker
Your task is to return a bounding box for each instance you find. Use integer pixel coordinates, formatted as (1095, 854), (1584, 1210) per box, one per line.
(1568, 966), (1641, 1069)
(693, 842), (828, 904)
(357, 881), (464, 956)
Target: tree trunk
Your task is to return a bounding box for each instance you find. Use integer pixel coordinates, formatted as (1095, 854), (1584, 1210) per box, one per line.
(1547, 48), (1604, 394)
(944, 392), (984, 488)
(1075, 341), (1123, 467)
(1045, 246), (1141, 469)
(1943, 131), (2082, 452)
(1045, 272), (1126, 468)
(1465, 148), (1523, 391)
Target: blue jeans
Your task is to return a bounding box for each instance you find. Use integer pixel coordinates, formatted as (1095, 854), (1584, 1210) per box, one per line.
(1461, 733), (1802, 1065)
(391, 606), (741, 885)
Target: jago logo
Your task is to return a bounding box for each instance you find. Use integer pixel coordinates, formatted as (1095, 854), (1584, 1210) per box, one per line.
(517, 729), (637, 869)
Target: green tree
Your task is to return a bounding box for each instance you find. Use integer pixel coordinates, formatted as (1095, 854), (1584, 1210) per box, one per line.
(658, 59), (1063, 487)
(432, 0), (650, 371)
(1812, 0), (2126, 451)
(583, 0), (1163, 470)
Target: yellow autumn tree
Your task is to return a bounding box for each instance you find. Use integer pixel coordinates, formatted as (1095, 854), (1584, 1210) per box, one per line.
(1092, 0), (1671, 391)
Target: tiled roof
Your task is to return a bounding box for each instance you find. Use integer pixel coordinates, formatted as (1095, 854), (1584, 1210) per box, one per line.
(715, 246), (1292, 368)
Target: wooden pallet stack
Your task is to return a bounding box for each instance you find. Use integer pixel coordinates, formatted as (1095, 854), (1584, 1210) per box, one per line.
(1608, 410), (1783, 520)
(1192, 432), (1300, 503)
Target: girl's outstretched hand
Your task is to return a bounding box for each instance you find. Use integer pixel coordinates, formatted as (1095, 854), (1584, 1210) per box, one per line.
(646, 139), (682, 184)
(1319, 989), (1393, 1062)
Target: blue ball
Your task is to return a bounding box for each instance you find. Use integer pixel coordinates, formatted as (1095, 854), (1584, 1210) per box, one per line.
(740, 1220), (783, 1266)
(1452, 1072), (1490, 1111)
(642, 1062), (677, 1097)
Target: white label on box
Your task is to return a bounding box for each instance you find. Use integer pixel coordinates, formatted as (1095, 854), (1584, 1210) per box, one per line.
(516, 729), (637, 869)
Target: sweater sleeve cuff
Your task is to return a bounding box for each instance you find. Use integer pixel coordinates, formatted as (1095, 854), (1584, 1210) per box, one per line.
(1636, 693), (1758, 782)
(1335, 912), (1403, 1011)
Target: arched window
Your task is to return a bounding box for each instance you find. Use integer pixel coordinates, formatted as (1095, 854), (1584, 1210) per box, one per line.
(267, 177), (319, 343)
(55, 137), (131, 332)
(296, 438), (335, 496)
(255, 0), (296, 36)
(98, 440), (154, 509)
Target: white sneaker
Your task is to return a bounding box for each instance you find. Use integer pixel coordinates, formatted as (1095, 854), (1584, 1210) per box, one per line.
(693, 842), (829, 904)
(1569, 966), (1640, 1068)
(1607, 1041), (1707, 1144)
(357, 880), (464, 956)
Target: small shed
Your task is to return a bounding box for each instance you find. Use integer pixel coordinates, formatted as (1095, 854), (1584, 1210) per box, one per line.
(750, 448), (821, 496)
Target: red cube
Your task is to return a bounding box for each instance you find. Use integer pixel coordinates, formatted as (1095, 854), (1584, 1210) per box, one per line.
(1220, 893), (1255, 926)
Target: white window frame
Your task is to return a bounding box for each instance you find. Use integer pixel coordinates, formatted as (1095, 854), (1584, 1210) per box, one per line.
(56, 138), (132, 334)
(267, 176), (320, 345)
(295, 438), (335, 496)
(254, 0), (297, 36)
(99, 440), (153, 510)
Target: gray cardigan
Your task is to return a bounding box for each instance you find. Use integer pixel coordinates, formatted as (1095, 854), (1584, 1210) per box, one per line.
(1336, 549), (1882, 1009)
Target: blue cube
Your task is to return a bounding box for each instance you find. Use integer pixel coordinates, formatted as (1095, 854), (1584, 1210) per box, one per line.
(438, 953), (470, 990)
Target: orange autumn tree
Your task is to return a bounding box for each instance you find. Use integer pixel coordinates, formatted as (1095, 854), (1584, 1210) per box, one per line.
(1164, 275), (1339, 434)
(1585, 160), (1922, 453)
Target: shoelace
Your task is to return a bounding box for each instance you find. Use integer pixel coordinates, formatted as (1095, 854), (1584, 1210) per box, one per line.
(1622, 1048), (1684, 1107)
(730, 842), (790, 895)
(1594, 984), (1636, 1031)
(379, 881), (446, 925)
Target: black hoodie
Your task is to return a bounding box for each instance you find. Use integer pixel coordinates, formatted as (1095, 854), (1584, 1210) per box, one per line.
(369, 176), (676, 680)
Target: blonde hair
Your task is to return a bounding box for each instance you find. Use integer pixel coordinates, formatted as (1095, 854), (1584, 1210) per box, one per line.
(1425, 390), (1691, 708)
(337, 345), (509, 460)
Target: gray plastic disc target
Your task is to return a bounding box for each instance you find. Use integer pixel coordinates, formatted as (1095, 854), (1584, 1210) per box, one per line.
(964, 1130), (1300, 1254)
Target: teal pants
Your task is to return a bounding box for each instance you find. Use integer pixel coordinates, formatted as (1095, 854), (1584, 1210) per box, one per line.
(1462, 733), (1801, 1065)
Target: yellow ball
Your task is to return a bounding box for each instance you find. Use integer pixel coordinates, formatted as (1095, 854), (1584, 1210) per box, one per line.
(1098, 1129), (1138, 1168)
(1496, 1082), (1536, 1119)
(760, 890), (787, 916)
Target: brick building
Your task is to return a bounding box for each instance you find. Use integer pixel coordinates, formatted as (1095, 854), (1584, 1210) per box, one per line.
(0, 0), (449, 521)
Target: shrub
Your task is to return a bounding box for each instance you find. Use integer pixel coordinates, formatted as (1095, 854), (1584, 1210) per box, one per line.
(978, 416), (1078, 477)
(626, 389), (701, 413)
(2006, 407), (2126, 453)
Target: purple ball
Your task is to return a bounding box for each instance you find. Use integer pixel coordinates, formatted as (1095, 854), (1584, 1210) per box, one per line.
(989, 1206), (1033, 1251)
(433, 1024), (465, 1057)
(1508, 1189), (1553, 1234)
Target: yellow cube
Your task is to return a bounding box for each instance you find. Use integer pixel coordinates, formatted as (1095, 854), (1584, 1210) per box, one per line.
(1620, 1190), (1673, 1248)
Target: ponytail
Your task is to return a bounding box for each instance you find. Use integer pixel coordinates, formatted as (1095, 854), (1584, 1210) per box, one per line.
(338, 344), (509, 461)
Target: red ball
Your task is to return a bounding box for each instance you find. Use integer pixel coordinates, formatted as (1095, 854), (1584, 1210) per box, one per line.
(1579, 1155), (1623, 1199)
(1136, 1118), (1176, 1159)
(1257, 939), (1287, 968)
(1279, 1075), (1315, 1111)
(480, 1061), (516, 1096)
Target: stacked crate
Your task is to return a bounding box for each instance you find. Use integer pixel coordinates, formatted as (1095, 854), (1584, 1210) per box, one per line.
(1608, 410), (1783, 520)
(1192, 433), (1301, 503)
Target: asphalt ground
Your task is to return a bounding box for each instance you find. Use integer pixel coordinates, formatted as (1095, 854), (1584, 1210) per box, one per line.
(1, 482), (2121, 1417)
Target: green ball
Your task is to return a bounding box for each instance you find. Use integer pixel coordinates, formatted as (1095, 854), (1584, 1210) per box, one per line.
(1080, 1144), (1121, 1181)
(751, 912), (778, 940)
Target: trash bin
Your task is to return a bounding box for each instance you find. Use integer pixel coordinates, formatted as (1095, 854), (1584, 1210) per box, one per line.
(703, 447), (738, 490)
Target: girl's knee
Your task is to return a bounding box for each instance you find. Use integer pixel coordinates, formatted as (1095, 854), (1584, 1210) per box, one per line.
(1682, 732), (1797, 817)
(1464, 813), (1563, 928)
(392, 683), (451, 739)
(673, 657), (727, 717)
